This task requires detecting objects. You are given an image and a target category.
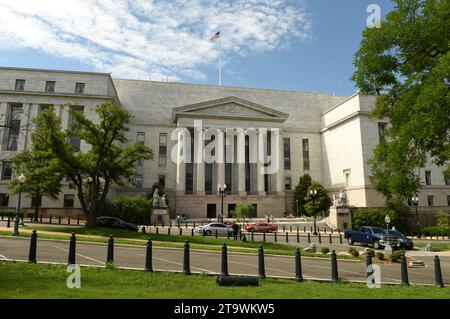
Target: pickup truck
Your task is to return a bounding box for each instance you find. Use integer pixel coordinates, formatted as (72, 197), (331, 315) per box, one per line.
(344, 226), (393, 250)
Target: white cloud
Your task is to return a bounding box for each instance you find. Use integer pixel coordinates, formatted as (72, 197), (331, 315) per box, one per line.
(0, 0), (311, 81)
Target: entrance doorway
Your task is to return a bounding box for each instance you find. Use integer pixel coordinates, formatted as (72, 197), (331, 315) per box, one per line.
(207, 204), (217, 219)
(227, 204), (236, 218)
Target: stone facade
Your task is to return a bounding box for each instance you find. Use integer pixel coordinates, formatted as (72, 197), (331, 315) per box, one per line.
(0, 66), (449, 220)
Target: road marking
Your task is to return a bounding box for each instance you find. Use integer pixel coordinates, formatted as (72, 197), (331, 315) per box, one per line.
(52, 245), (104, 265)
(133, 252), (212, 273)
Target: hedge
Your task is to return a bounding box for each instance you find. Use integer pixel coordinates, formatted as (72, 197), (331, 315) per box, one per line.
(421, 226), (449, 236)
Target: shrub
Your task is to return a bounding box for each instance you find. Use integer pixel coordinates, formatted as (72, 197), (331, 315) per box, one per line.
(321, 247), (330, 254)
(389, 250), (405, 262)
(376, 252), (384, 260)
(233, 203), (255, 222)
(436, 211), (450, 229)
(101, 195), (152, 225)
(421, 226), (449, 237)
(348, 247), (359, 257)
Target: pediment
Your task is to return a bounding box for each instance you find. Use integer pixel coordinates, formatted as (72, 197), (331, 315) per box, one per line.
(172, 96), (289, 122)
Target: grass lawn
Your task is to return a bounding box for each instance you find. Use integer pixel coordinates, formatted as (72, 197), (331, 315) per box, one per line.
(414, 242), (450, 251)
(0, 261), (447, 299)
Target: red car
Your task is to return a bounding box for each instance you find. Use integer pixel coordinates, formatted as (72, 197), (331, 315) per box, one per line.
(244, 222), (277, 233)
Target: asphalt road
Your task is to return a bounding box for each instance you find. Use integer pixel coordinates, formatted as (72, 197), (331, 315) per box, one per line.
(0, 236), (448, 286)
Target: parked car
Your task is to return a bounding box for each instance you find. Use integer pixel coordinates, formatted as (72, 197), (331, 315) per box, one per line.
(196, 223), (232, 236)
(344, 226), (396, 250)
(96, 216), (138, 231)
(389, 229), (414, 250)
(244, 222), (277, 233)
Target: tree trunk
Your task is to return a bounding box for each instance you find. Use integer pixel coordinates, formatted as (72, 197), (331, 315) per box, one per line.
(34, 203), (39, 222)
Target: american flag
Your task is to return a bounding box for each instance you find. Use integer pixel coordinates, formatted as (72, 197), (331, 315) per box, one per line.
(209, 31), (220, 41)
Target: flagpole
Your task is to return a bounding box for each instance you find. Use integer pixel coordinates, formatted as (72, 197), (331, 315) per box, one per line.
(218, 34), (222, 86)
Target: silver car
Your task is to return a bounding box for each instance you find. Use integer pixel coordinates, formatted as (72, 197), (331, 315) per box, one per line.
(196, 223), (231, 236)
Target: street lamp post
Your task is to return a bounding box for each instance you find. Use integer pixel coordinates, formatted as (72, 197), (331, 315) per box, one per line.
(309, 189), (318, 235)
(217, 184), (227, 223)
(384, 214), (393, 254)
(411, 196), (419, 234)
(13, 173), (26, 236)
(296, 199), (299, 218)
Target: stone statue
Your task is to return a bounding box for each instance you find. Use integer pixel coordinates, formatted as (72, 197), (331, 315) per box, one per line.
(153, 189), (159, 208)
(161, 194), (167, 208)
(337, 190), (347, 206)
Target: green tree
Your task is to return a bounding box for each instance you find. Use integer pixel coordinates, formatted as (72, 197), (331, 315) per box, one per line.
(292, 174), (312, 216)
(304, 182), (333, 218)
(30, 102), (153, 227)
(352, 0), (450, 199)
(9, 149), (62, 221)
(233, 203), (255, 222)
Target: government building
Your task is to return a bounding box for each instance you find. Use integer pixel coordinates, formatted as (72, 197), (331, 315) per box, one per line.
(0, 67), (448, 221)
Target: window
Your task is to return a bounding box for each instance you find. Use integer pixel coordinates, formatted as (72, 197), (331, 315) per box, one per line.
(302, 139), (310, 171)
(5, 104), (22, 151)
(159, 133), (167, 167)
(283, 138), (291, 170)
(45, 81), (56, 93)
(1, 162), (12, 180)
(38, 104), (52, 115)
(425, 171), (431, 186)
(158, 175), (166, 187)
(285, 176), (291, 190)
(344, 169), (351, 187)
(447, 196), (450, 206)
(137, 132), (145, 144)
(137, 158), (144, 167)
(378, 123), (387, 142)
(0, 193), (9, 207)
(63, 195), (75, 208)
(445, 176), (450, 186)
(75, 83), (85, 94)
(427, 195), (434, 207)
(135, 175), (143, 188)
(68, 106), (84, 151)
(15, 79), (25, 91)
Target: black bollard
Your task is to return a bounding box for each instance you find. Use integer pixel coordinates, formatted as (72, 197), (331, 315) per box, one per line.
(318, 233), (322, 244)
(191, 228), (194, 237)
(156, 227), (159, 235)
(7, 216), (10, 228)
(258, 245), (266, 279)
(107, 235), (114, 264)
(295, 248), (303, 282)
(49, 215), (52, 224)
(142, 226), (147, 234)
(162, 221), (164, 228)
(290, 226), (292, 232)
(215, 230), (218, 238)
(285, 232), (289, 243)
(145, 239), (153, 272)
(39, 215), (43, 223)
(168, 227), (171, 235)
(366, 253), (373, 281)
(58, 216), (61, 224)
(221, 243), (229, 276)
(307, 232), (311, 243)
(183, 240), (191, 275)
(434, 256), (444, 288)
(227, 231), (230, 240)
(297, 228), (300, 243)
(310, 226), (313, 233)
(274, 231), (277, 242)
(28, 230), (37, 263)
(68, 216), (71, 225)
(329, 234), (332, 244)
(251, 230), (254, 242)
(400, 253), (409, 286)
(185, 221), (188, 229)
(339, 234), (343, 244)
(77, 216), (80, 225)
(30, 216), (33, 223)
(193, 221), (196, 228)
(263, 232), (266, 242)
(303, 226), (306, 233)
(283, 225), (285, 232)
(331, 250), (339, 283)
(68, 232), (76, 265)
(179, 228), (182, 236)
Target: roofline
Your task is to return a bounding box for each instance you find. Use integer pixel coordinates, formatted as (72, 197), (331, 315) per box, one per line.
(321, 92), (361, 116)
(0, 66), (111, 77)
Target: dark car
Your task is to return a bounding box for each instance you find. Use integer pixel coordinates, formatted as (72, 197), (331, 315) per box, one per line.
(389, 229), (414, 250)
(96, 216), (138, 231)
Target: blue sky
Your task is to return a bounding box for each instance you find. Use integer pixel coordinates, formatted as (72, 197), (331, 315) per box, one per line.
(0, 0), (394, 96)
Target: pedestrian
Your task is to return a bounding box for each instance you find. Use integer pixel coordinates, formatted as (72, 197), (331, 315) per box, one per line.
(232, 223), (239, 240)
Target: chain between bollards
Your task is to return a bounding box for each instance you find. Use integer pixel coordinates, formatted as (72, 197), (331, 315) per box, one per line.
(295, 248), (303, 282)
(183, 240), (191, 275)
(221, 243), (229, 276)
(145, 239), (153, 272)
(258, 245), (266, 279)
(28, 230), (37, 263)
(68, 232), (76, 265)
(331, 250), (339, 283)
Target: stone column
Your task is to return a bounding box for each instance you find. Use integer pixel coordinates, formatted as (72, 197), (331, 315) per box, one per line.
(257, 130), (266, 195)
(0, 102), (8, 146)
(176, 129), (186, 195)
(18, 103), (31, 151)
(237, 129), (246, 196)
(195, 127), (205, 195)
(217, 129), (225, 188)
(275, 130), (284, 194)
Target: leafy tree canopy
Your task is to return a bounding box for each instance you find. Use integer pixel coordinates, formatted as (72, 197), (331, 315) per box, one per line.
(304, 182), (333, 217)
(292, 174), (312, 215)
(352, 0), (450, 199)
